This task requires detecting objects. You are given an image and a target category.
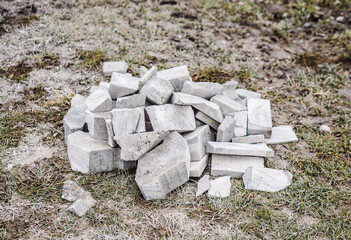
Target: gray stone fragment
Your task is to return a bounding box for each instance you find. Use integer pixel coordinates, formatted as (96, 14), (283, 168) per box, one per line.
(67, 131), (122, 173)
(208, 176), (231, 198)
(195, 112), (219, 130)
(247, 98), (272, 138)
(98, 82), (110, 90)
(102, 61), (128, 76)
(109, 72), (140, 99)
(222, 80), (239, 100)
(139, 66), (157, 86)
(136, 107), (146, 133)
(140, 77), (174, 105)
(110, 108), (140, 137)
(114, 131), (169, 161)
(196, 175), (210, 197)
(266, 126), (298, 144)
(67, 192), (96, 217)
(236, 89), (261, 99)
(232, 134), (265, 144)
(71, 94), (87, 111)
(105, 119), (117, 147)
(115, 159), (137, 170)
(181, 81), (223, 99)
(183, 125), (215, 161)
(85, 110), (110, 140)
(135, 132), (190, 200)
(62, 180), (85, 202)
(319, 124), (331, 133)
(85, 88), (112, 112)
(146, 104), (196, 133)
(243, 167), (292, 192)
(231, 110), (247, 137)
(211, 155), (264, 178)
(115, 94), (146, 109)
(171, 92), (204, 105)
(217, 115), (236, 142)
(157, 65), (192, 91)
(206, 142), (274, 157)
(190, 154), (209, 177)
(210, 95), (247, 116)
(64, 108), (86, 144)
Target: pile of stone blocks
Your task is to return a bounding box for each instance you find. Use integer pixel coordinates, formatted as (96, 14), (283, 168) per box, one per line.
(64, 61), (298, 202)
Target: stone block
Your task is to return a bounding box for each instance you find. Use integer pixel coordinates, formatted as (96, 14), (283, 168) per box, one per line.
(85, 88), (112, 112)
(206, 142), (274, 157)
(115, 94), (146, 109)
(105, 118), (117, 147)
(181, 81), (223, 99)
(146, 104), (196, 133)
(110, 108), (140, 137)
(247, 98), (272, 138)
(98, 82), (110, 90)
(196, 174), (210, 197)
(236, 89), (261, 99)
(102, 61), (128, 76)
(136, 107), (146, 133)
(85, 110), (110, 140)
(208, 176), (231, 198)
(139, 66), (157, 86)
(171, 92), (204, 105)
(135, 132), (190, 200)
(157, 65), (192, 91)
(190, 154), (209, 177)
(210, 95), (247, 116)
(71, 94), (87, 111)
(231, 110), (247, 137)
(67, 192), (96, 217)
(109, 72), (140, 99)
(62, 180), (85, 202)
(232, 134), (265, 144)
(243, 167), (292, 192)
(64, 108), (87, 144)
(217, 115), (236, 142)
(140, 77), (174, 105)
(195, 111), (219, 130)
(211, 154), (264, 178)
(222, 80), (239, 100)
(265, 125), (298, 144)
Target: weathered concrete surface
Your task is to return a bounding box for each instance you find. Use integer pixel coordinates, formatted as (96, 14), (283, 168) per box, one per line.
(206, 142), (274, 157)
(231, 110), (248, 137)
(265, 125), (298, 144)
(196, 174), (210, 197)
(210, 94), (247, 116)
(115, 131), (169, 161)
(236, 89), (261, 99)
(195, 111), (220, 130)
(85, 88), (112, 112)
(193, 100), (224, 123)
(157, 65), (192, 92)
(139, 66), (157, 86)
(181, 81), (223, 99)
(62, 180), (85, 202)
(135, 132), (190, 200)
(110, 108), (140, 137)
(171, 92), (204, 105)
(102, 61), (128, 76)
(208, 176), (231, 198)
(140, 77), (174, 105)
(190, 154), (209, 177)
(135, 107), (146, 133)
(146, 104), (196, 133)
(67, 192), (97, 217)
(217, 115), (236, 142)
(105, 118), (117, 148)
(115, 93), (146, 109)
(109, 72), (140, 99)
(85, 110), (110, 140)
(247, 98), (272, 138)
(211, 154), (264, 178)
(243, 167), (292, 192)
(232, 134), (265, 144)
(222, 80), (238, 100)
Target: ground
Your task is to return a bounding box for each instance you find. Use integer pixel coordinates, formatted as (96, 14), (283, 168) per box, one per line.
(0, 0), (350, 239)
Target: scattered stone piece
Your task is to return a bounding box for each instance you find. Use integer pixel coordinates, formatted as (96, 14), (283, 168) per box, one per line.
(135, 132), (190, 200)
(181, 81), (223, 99)
(222, 80), (239, 100)
(102, 61), (128, 76)
(115, 94), (146, 109)
(196, 174), (210, 197)
(247, 98), (272, 138)
(210, 95), (247, 116)
(146, 104), (196, 133)
(115, 131), (169, 161)
(136, 107), (146, 133)
(110, 108), (140, 137)
(64, 108), (87, 144)
(231, 110), (248, 137)
(85, 88), (112, 112)
(211, 155), (264, 178)
(85, 110), (110, 140)
(266, 126), (298, 144)
(140, 77), (174, 105)
(206, 142), (274, 157)
(336, 16), (345, 22)
(208, 176), (231, 198)
(232, 134), (265, 144)
(139, 66), (157, 86)
(243, 167), (292, 192)
(171, 92), (204, 105)
(236, 89), (261, 99)
(62, 180), (85, 202)
(319, 124), (331, 133)
(183, 125), (215, 161)
(190, 154), (209, 177)
(71, 94), (88, 111)
(195, 111), (220, 130)
(217, 115), (236, 142)
(105, 119), (117, 147)
(195, 119), (204, 127)
(193, 100), (224, 123)
(157, 65), (192, 92)
(67, 131), (122, 173)
(67, 192), (96, 217)
(109, 72), (140, 99)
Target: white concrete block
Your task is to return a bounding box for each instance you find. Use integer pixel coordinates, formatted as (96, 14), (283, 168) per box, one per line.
(98, 82), (110, 90)
(217, 115), (236, 142)
(231, 110), (247, 137)
(171, 92), (204, 105)
(136, 107), (146, 133)
(62, 180), (85, 202)
(222, 80), (239, 100)
(64, 108), (86, 144)
(67, 192), (96, 217)
(157, 65), (192, 91)
(196, 174), (210, 197)
(105, 118), (117, 147)
(210, 95), (247, 116)
(71, 94), (87, 111)
(85, 110), (110, 140)
(236, 89), (261, 99)
(115, 94), (146, 109)
(265, 125), (298, 144)
(195, 111), (219, 130)
(102, 61), (128, 76)
(232, 134), (265, 144)
(139, 66), (157, 86)
(181, 81), (223, 99)
(85, 88), (112, 112)
(140, 77), (174, 105)
(208, 176), (231, 198)
(110, 108), (140, 137)
(206, 142), (274, 157)
(109, 72), (140, 99)
(190, 154), (209, 177)
(247, 98), (272, 138)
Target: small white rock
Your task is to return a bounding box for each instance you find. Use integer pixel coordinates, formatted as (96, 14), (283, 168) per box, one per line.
(208, 176), (231, 198)
(319, 124), (331, 133)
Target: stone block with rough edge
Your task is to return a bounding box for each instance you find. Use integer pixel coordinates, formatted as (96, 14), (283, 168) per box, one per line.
(85, 110), (110, 140)
(247, 98), (272, 138)
(217, 115), (236, 142)
(208, 176), (231, 198)
(181, 81), (223, 99)
(140, 77), (174, 105)
(109, 72), (140, 99)
(206, 142), (274, 157)
(157, 65), (192, 92)
(102, 61), (128, 76)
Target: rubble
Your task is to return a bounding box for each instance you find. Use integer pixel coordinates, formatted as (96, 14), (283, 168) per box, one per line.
(266, 125), (298, 144)
(236, 89), (261, 99)
(67, 192), (97, 217)
(222, 80), (239, 100)
(232, 134), (265, 144)
(196, 175), (210, 197)
(102, 61), (128, 76)
(181, 81), (223, 99)
(247, 98), (272, 138)
(217, 115), (236, 142)
(207, 142), (274, 157)
(157, 65), (192, 91)
(62, 180), (85, 202)
(208, 176), (231, 198)
(190, 154), (209, 177)
(231, 110), (248, 137)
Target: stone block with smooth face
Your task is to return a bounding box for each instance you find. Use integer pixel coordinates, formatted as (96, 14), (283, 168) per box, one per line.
(236, 89), (261, 99)
(181, 81), (223, 99)
(85, 88), (112, 112)
(265, 125), (298, 144)
(247, 98), (272, 138)
(157, 65), (192, 92)
(85, 110), (110, 140)
(115, 94), (146, 109)
(208, 176), (231, 198)
(110, 108), (140, 137)
(231, 110), (248, 137)
(196, 174), (210, 197)
(190, 154), (209, 177)
(195, 111), (220, 130)
(206, 142), (274, 157)
(210, 94), (247, 116)
(217, 115), (236, 142)
(109, 72), (140, 99)
(140, 77), (174, 105)
(232, 134), (265, 144)
(102, 61), (128, 76)
(222, 80), (239, 100)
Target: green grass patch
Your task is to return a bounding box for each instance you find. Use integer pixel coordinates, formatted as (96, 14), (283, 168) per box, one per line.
(76, 49), (108, 70)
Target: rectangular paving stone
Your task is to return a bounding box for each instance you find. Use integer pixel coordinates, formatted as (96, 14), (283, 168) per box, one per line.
(206, 142), (274, 157)
(195, 111), (220, 130)
(110, 108), (140, 137)
(247, 98), (272, 138)
(181, 81), (223, 99)
(115, 94), (146, 109)
(157, 65), (192, 92)
(217, 115), (236, 142)
(85, 110), (110, 140)
(236, 89), (261, 99)
(190, 154), (209, 178)
(265, 125), (298, 144)
(109, 72), (140, 99)
(210, 94), (247, 116)
(102, 61), (128, 76)
(232, 134), (265, 144)
(140, 77), (174, 105)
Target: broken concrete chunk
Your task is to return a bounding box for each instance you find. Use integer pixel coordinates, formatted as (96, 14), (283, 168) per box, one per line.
(115, 94), (146, 109)
(136, 107), (146, 133)
(171, 92), (204, 105)
(110, 108), (140, 137)
(190, 154), (209, 177)
(102, 61), (128, 76)
(206, 142), (274, 157)
(146, 104), (196, 133)
(140, 77), (174, 105)
(196, 174), (210, 197)
(217, 115), (236, 142)
(67, 192), (96, 217)
(193, 100), (224, 123)
(181, 81), (223, 99)
(114, 131), (169, 161)
(67, 131), (122, 173)
(208, 176), (231, 198)
(265, 125), (298, 144)
(62, 180), (85, 202)
(85, 110), (110, 140)
(135, 132), (190, 200)
(236, 89), (261, 99)
(157, 65), (192, 92)
(210, 95), (247, 116)
(85, 88), (112, 112)
(211, 155), (264, 178)
(195, 119), (204, 127)
(139, 66), (157, 86)
(98, 82), (110, 90)
(64, 108), (87, 144)
(71, 94), (87, 111)
(109, 72), (140, 99)
(247, 98), (272, 138)
(195, 111), (220, 130)
(105, 118), (117, 147)
(243, 167), (292, 192)
(232, 134), (265, 144)
(222, 80), (239, 100)
(231, 110), (247, 137)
